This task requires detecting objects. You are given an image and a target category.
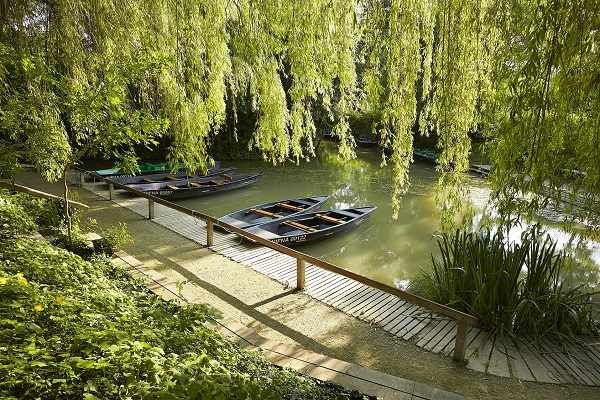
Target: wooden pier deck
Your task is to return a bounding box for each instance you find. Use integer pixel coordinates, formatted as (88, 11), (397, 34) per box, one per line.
(84, 181), (600, 387)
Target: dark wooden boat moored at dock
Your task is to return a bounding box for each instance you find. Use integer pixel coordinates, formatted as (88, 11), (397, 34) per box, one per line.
(245, 206), (376, 245)
(111, 166), (233, 185)
(218, 195), (329, 230)
(356, 136), (379, 147)
(124, 172), (262, 200)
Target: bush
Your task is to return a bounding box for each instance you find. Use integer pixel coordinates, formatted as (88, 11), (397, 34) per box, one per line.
(0, 238), (369, 400)
(410, 228), (599, 338)
(0, 192), (38, 238)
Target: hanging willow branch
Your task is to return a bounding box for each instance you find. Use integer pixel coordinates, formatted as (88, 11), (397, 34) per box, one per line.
(1, 0), (599, 231)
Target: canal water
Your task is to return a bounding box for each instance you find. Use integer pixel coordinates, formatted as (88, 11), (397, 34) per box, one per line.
(177, 141), (600, 289)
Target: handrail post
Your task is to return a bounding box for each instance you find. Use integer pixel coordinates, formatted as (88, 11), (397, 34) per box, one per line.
(148, 199), (155, 220)
(206, 220), (214, 247)
(79, 171), (85, 187)
(108, 182), (114, 200)
(453, 320), (467, 362)
(296, 258), (305, 290)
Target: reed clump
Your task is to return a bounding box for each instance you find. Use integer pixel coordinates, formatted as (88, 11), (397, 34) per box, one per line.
(411, 228), (599, 338)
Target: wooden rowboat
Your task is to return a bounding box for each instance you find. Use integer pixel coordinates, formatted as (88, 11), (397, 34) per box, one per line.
(112, 166), (233, 185)
(218, 195), (329, 230)
(356, 135), (379, 147)
(245, 206), (376, 245)
(133, 172), (262, 200)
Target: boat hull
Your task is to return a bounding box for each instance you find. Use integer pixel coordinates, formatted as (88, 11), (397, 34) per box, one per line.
(246, 207), (376, 245)
(144, 173), (262, 200)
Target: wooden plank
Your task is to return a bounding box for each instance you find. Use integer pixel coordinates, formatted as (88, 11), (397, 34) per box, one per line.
(388, 306), (426, 336)
(560, 342), (600, 385)
(414, 319), (450, 348)
(334, 285), (380, 311)
(383, 304), (421, 333)
(372, 300), (413, 328)
(318, 280), (364, 305)
(344, 290), (387, 318)
(465, 331), (495, 373)
(513, 337), (561, 384)
(401, 312), (445, 341)
(431, 322), (459, 354)
(359, 295), (400, 322)
(347, 289), (390, 316)
(486, 336), (511, 378)
(276, 202), (303, 211)
(539, 338), (592, 385)
(305, 275), (350, 298)
(423, 321), (456, 353)
(501, 336), (535, 382)
(303, 268), (337, 290)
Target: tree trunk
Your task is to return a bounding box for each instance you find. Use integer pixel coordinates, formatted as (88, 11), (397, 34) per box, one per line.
(63, 168), (72, 243)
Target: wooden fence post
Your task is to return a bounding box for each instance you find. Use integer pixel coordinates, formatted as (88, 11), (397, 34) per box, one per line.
(296, 258), (306, 290)
(148, 199), (155, 220)
(453, 320), (467, 362)
(206, 220), (214, 247)
(108, 182), (114, 200)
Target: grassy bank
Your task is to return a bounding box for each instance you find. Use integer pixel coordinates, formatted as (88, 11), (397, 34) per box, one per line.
(0, 190), (369, 399)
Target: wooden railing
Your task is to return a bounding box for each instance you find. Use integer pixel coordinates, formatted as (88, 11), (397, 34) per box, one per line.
(82, 169), (479, 362)
(0, 181), (89, 209)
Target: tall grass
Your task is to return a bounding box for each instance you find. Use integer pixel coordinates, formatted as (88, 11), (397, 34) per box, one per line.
(411, 228), (599, 338)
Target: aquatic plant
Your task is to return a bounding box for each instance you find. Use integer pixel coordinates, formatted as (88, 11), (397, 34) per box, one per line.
(411, 228), (599, 338)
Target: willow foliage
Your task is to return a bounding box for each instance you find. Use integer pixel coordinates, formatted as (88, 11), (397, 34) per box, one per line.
(1, 0), (599, 228)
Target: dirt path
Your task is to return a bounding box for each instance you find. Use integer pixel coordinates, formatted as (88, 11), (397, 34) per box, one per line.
(13, 170), (600, 400)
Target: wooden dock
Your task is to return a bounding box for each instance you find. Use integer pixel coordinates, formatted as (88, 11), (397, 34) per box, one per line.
(85, 181), (600, 387)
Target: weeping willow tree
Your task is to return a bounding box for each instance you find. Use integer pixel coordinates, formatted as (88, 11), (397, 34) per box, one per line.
(484, 0), (600, 234)
(1, 0), (599, 233)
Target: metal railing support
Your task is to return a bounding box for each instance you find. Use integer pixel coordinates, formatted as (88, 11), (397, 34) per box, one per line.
(296, 258), (306, 290)
(453, 320), (467, 362)
(206, 220), (214, 247)
(79, 171), (85, 187)
(108, 183), (114, 200)
(148, 199), (155, 220)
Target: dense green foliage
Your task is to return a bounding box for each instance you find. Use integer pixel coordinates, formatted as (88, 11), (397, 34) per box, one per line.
(1, 1), (599, 227)
(0, 190), (65, 239)
(411, 229), (599, 338)
(0, 194), (369, 400)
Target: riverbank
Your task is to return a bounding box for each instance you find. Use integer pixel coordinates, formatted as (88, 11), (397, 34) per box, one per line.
(11, 170), (600, 399)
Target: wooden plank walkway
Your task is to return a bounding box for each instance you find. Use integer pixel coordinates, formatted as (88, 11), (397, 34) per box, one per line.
(84, 181), (600, 387)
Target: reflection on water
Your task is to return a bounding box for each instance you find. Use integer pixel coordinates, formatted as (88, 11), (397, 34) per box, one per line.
(177, 142), (600, 288)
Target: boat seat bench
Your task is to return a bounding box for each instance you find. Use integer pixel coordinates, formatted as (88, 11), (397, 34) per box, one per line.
(282, 220), (316, 232)
(250, 208), (283, 218)
(277, 202), (304, 211)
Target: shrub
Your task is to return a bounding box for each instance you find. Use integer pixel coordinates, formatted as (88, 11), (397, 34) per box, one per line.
(410, 228), (599, 338)
(0, 238), (369, 400)
(0, 193), (38, 238)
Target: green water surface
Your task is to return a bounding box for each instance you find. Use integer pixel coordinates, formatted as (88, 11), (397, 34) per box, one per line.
(175, 142), (600, 288)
